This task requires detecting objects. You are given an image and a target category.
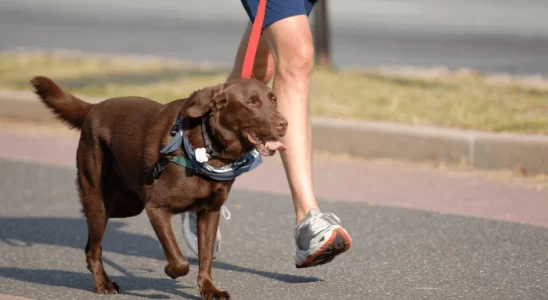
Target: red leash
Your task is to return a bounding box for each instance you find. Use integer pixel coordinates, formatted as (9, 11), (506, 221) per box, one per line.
(241, 0), (267, 79)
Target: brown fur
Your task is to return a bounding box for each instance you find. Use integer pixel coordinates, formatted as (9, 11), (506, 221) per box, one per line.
(30, 76), (287, 299)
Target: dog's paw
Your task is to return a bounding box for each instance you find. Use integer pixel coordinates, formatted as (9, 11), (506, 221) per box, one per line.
(95, 280), (120, 294)
(201, 289), (230, 300)
(164, 262), (190, 279)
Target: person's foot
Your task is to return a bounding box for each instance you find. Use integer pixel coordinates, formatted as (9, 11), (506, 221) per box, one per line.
(181, 207), (230, 258)
(294, 208), (352, 268)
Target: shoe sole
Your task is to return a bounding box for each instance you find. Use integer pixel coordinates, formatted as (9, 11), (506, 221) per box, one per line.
(296, 227), (352, 268)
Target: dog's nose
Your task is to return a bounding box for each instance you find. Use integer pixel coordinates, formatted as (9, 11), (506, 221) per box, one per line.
(275, 119), (288, 134)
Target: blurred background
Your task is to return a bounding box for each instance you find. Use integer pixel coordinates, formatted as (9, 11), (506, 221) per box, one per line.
(1, 0), (547, 75)
(1, 2), (548, 299)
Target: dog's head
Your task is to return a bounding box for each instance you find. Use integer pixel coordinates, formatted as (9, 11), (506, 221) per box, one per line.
(184, 78), (288, 158)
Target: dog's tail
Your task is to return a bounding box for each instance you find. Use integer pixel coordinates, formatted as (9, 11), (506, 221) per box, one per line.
(30, 76), (94, 130)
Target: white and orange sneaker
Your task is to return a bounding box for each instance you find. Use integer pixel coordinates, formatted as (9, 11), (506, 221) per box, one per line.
(294, 208), (352, 268)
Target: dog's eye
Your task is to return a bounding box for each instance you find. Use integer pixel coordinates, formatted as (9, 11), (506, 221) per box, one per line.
(267, 92), (277, 107)
(248, 96), (261, 107)
(269, 95), (277, 105)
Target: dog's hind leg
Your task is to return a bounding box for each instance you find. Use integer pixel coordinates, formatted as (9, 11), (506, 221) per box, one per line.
(77, 136), (119, 294)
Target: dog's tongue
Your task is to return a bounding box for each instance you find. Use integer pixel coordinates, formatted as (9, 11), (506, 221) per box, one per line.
(265, 140), (287, 151)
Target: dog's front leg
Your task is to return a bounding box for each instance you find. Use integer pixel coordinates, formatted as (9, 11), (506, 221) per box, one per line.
(197, 209), (230, 300)
(145, 205), (190, 279)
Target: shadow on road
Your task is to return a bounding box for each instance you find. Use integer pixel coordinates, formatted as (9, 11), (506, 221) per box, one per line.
(0, 267), (200, 299)
(0, 217), (321, 298)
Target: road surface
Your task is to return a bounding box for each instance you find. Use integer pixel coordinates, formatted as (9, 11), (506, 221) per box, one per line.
(0, 124), (547, 299)
(1, 0), (547, 75)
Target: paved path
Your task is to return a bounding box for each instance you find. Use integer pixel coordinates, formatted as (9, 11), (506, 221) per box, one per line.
(1, 124), (547, 227)
(1, 124), (548, 299)
(1, 0), (548, 75)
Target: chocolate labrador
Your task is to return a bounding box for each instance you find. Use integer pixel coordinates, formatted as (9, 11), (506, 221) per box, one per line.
(30, 76), (288, 299)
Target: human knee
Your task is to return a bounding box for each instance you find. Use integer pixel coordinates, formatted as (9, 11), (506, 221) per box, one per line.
(227, 55), (274, 84)
(252, 55), (275, 84)
(276, 42), (314, 79)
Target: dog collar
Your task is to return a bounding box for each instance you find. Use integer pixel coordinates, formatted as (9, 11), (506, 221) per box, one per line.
(201, 115), (221, 158)
(152, 118), (263, 181)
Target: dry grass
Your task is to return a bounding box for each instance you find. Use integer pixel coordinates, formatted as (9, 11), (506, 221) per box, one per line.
(1, 51), (547, 133)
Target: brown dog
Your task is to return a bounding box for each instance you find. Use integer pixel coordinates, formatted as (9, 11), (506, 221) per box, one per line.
(31, 76), (288, 299)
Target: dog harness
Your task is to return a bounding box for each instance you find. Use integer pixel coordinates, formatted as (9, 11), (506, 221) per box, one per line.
(152, 0), (267, 182)
(152, 118), (263, 182)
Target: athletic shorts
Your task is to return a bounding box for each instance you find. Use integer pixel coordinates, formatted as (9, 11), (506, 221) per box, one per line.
(241, 0), (317, 28)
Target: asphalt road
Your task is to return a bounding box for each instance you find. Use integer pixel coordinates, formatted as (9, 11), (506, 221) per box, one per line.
(1, 0), (548, 75)
(1, 158), (548, 300)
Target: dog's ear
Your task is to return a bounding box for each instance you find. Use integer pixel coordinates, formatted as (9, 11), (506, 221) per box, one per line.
(185, 83), (228, 118)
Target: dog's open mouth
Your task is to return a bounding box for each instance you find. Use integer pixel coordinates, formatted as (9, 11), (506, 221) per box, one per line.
(244, 132), (287, 156)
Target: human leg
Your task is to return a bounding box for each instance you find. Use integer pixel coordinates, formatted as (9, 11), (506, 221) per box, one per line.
(183, 0), (352, 268)
(261, 13), (352, 268)
(261, 15), (319, 223)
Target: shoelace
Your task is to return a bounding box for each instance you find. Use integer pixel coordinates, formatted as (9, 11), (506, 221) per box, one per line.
(323, 212), (341, 224)
(221, 205), (231, 220)
(305, 212), (341, 234)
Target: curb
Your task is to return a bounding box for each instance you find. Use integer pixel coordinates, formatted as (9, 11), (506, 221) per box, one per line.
(1, 89), (547, 174)
(311, 117), (548, 174)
